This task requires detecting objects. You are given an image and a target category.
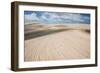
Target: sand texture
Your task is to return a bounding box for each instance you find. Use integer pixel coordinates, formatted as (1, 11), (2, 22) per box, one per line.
(24, 24), (90, 61)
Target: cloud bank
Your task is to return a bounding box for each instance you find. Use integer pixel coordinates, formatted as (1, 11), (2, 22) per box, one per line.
(24, 11), (90, 25)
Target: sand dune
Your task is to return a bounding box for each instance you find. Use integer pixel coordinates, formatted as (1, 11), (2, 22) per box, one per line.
(24, 24), (90, 61)
(24, 24), (90, 34)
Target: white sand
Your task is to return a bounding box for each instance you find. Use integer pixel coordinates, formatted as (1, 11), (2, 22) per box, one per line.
(24, 24), (90, 61)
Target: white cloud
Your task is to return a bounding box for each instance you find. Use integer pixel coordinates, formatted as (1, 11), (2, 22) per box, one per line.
(25, 13), (39, 24)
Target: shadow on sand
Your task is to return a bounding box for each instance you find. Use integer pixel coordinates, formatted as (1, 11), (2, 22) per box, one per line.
(25, 29), (90, 40)
(25, 29), (69, 40)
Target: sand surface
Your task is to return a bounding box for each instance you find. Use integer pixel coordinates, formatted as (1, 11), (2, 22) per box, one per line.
(24, 24), (90, 61)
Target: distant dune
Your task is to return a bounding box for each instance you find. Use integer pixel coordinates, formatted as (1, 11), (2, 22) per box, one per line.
(24, 24), (90, 61)
(25, 24), (90, 32)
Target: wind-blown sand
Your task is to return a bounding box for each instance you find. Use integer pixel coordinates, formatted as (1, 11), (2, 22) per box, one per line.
(24, 24), (90, 61)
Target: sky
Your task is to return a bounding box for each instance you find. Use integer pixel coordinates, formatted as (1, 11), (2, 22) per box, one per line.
(24, 11), (90, 25)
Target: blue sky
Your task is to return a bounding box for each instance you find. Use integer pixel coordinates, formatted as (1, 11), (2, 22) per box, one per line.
(24, 11), (90, 25)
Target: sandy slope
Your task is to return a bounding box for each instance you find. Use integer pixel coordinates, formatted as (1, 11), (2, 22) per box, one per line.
(24, 24), (90, 61)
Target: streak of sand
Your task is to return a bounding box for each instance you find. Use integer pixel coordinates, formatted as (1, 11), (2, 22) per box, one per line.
(25, 29), (90, 61)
